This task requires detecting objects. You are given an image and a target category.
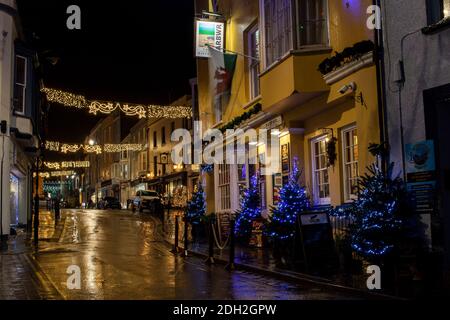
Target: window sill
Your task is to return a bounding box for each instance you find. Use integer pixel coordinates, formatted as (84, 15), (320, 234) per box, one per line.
(422, 16), (450, 35)
(242, 96), (262, 110)
(212, 120), (224, 129)
(260, 46), (332, 78)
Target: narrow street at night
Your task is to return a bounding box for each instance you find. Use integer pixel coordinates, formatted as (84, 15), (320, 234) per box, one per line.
(1, 0), (450, 314)
(9, 209), (360, 300)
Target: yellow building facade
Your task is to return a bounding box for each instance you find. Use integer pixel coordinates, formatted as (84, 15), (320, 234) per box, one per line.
(195, 0), (381, 216)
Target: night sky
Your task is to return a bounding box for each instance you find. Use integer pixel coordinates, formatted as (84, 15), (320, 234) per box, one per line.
(17, 0), (196, 145)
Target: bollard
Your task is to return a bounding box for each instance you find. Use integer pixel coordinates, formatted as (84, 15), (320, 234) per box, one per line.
(181, 213), (189, 257)
(205, 219), (215, 265)
(225, 219), (236, 271)
(171, 215), (180, 254)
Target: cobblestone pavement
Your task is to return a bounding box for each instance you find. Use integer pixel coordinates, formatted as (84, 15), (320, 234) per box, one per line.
(1, 209), (363, 300)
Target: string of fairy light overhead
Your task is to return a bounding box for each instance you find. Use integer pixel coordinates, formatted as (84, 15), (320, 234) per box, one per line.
(43, 161), (90, 170)
(41, 87), (193, 119)
(34, 171), (76, 179)
(45, 141), (144, 154)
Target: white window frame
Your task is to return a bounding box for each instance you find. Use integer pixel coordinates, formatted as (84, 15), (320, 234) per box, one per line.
(217, 164), (231, 212)
(14, 55), (27, 115)
(248, 24), (261, 100)
(341, 125), (359, 202)
(311, 135), (330, 205)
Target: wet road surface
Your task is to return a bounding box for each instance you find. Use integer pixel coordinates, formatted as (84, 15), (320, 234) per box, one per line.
(28, 209), (360, 300)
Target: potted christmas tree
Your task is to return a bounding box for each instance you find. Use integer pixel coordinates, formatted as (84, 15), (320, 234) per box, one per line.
(234, 174), (262, 245)
(266, 159), (310, 266)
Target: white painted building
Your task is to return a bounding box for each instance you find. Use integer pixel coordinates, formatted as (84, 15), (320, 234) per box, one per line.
(1, 0), (45, 240)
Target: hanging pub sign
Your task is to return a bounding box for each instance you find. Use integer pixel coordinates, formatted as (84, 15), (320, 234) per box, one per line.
(405, 140), (437, 214)
(195, 20), (225, 58)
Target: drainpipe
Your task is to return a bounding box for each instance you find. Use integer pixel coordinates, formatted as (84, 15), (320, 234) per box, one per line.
(373, 0), (389, 173)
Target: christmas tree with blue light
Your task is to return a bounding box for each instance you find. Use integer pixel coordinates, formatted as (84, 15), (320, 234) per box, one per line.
(330, 152), (413, 262)
(185, 183), (206, 225)
(331, 164), (406, 261)
(234, 174), (261, 242)
(267, 158), (310, 241)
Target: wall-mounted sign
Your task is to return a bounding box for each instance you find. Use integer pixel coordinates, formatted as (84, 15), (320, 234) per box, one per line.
(405, 140), (436, 214)
(273, 173), (282, 206)
(261, 116), (283, 131)
(195, 20), (225, 58)
(281, 143), (290, 173)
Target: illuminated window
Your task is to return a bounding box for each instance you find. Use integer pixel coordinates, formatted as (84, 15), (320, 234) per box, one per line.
(341, 126), (359, 202)
(311, 135), (330, 205)
(248, 25), (260, 99)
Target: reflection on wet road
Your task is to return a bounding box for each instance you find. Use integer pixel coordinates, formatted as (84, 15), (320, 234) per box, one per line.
(33, 209), (359, 300)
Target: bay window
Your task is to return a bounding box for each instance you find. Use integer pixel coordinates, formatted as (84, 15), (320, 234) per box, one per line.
(263, 0), (293, 67)
(261, 0), (329, 67)
(296, 0), (329, 47)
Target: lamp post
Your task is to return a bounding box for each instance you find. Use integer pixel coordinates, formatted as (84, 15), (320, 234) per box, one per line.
(34, 153), (42, 246)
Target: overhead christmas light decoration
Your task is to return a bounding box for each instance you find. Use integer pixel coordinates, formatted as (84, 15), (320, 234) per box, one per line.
(41, 87), (193, 119)
(34, 171), (76, 178)
(83, 145), (102, 154)
(61, 144), (82, 153)
(45, 141), (60, 152)
(44, 161), (90, 170)
(45, 141), (143, 153)
(42, 88), (87, 108)
(103, 144), (143, 152)
(44, 162), (61, 170)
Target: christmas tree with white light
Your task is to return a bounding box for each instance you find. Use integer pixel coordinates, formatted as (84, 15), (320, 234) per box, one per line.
(267, 159), (310, 241)
(234, 174), (261, 242)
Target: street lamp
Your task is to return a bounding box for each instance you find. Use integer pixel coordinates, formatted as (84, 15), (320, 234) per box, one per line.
(88, 139), (95, 146)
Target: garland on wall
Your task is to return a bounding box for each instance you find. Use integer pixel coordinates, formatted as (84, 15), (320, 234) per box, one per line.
(42, 87), (193, 119)
(219, 103), (262, 133)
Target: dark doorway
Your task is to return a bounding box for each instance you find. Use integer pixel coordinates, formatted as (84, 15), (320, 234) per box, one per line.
(424, 83), (450, 280)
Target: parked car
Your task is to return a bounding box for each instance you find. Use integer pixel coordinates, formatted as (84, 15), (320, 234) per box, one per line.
(131, 190), (161, 213)
(103, 197), (122, 210)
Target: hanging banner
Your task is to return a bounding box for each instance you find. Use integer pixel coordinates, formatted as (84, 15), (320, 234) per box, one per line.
(405, 140), (436, 214)
(195, 20), (225, 58)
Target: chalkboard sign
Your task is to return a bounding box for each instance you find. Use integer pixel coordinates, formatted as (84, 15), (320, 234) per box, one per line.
(298, 211), (337, 273)
(218, 212), (232, 243)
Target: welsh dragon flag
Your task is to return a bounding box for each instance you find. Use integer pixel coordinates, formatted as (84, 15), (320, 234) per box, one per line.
(208, 46), (237, 108)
